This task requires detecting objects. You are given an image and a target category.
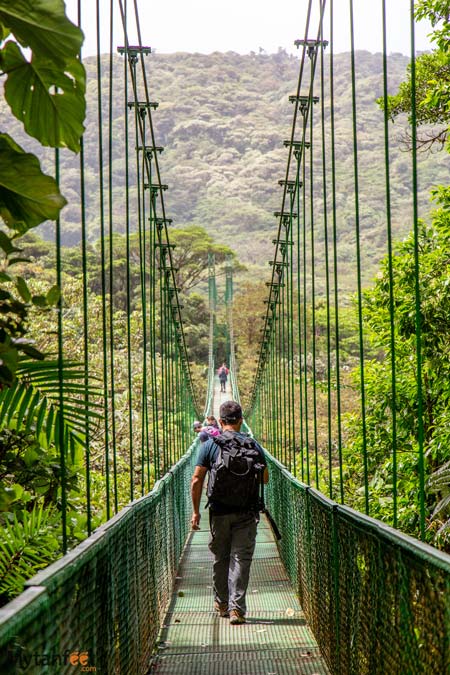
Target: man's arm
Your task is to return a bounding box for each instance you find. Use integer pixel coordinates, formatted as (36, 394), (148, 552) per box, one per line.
(191, 466), (208, 529)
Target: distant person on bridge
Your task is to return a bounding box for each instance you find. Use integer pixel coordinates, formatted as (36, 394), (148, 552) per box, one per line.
(198, 415), (222, 441)
(192, 420), (202, 434)
(193, 417), (221, 442)
(206, 415), (220, 430)
(190, 400), (269, 625)
(218, 363), (229, 393)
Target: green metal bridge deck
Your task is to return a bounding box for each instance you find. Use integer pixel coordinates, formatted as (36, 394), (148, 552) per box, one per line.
(152, 378), (328, 673)
(150, 511), (328, 675)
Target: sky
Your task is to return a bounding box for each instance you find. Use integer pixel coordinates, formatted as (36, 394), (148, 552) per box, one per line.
(65, 0), (433, 59)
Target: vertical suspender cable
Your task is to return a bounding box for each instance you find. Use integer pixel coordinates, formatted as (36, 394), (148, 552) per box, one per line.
(381, 0), (398, 527)
(77, 0), (92, 533)
(149, 188), (161, 480)
(96, 0), (111, 520)
(288, 206), (296, 474)
(135, 105), (145, 492)
(108, 0), (118, 512)
(160, 259), (167, 472)
(409, 0), (425, 539)
(169, 288), (175, 465)
(302, 144), (310, 484)
(309, 57), (319, 489)
(329, 0), (344, 502)
(55, 147), (67, 553)
(140, 149), (150, 489)
(320, 22), (333, 499)
(296, 157), (305, 481)
(349, 0), (369, 513)
(122, 6), (135, 502)
(280, 263), (287, 466)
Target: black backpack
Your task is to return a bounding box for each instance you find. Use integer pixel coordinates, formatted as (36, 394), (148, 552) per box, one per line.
(206, 431), (265, 510)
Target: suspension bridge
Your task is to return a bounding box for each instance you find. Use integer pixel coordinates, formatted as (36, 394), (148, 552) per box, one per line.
(0, 0), (450, 673)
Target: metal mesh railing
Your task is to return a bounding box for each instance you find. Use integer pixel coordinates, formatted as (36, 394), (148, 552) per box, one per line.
(0, 443), (198, 674)
(265, 451), (450, 675)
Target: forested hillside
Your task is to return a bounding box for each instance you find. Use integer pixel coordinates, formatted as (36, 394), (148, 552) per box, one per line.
(3, 49), (448, 288)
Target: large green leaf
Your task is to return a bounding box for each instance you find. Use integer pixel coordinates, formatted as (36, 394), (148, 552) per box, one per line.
(0, 0), (83, 65)
(0, 505), (59, 601)
(1, 42), (85, 152)
(0, 359), (102, 460)
(0, 133), (66, 230)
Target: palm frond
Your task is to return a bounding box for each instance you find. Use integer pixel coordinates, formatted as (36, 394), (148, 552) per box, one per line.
(0, 360), (102, 461)
(0, 506), (60, 603)
(428, 460), (450, 493)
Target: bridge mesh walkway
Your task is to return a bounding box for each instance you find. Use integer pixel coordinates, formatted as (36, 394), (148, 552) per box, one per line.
(149, 514), (329, 674)
(150, 377), (329, 674)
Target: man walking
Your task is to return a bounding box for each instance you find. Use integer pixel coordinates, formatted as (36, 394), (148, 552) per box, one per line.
(190, 401), (268, 624)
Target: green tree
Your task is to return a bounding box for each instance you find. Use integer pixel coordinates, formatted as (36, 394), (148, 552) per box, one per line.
(168, 225), (239, 294)
(379, 0), (450, 151)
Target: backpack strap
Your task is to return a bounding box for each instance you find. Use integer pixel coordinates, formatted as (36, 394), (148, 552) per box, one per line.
(204, 441), (223, 510)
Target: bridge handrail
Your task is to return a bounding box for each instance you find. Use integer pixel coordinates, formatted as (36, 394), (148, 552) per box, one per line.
(0, 442), (199, 673)
(263, 449), (450, 674)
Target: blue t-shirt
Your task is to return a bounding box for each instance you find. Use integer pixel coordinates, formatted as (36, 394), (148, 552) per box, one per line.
(196, 432), (266, 514)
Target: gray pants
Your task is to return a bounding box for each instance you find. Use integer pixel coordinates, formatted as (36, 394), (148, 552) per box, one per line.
(208, 511), (259, 615)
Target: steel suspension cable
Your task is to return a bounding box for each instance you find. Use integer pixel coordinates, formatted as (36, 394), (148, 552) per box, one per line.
(329, 0), (344, 503)
(308, 53), (319, 489)
(349, 0), (369, 514)
(55, 147), (67, 552)
(409, 0), (425, 540)
(121, 1), (135, 502)
(381, 0), (398, 527)
(77, 0), (93, 532)
(319, 16), (333, 499)
(108, 0), (119, 512)
(296, 161), (305, 481)
(287, 204), (295, 474)
(95, 0), (111, 520)
(149, 182), (161, 479)
(301, 148), (310, 483)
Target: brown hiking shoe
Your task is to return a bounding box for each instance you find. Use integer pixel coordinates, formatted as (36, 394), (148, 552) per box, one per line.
(214, 601), (229, 618)
(229, 609), (245, 625)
